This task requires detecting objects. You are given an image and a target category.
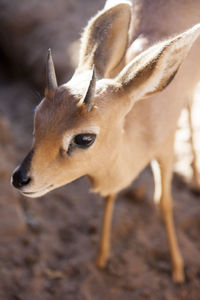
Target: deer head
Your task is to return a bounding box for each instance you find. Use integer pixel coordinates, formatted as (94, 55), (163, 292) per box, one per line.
(11, 1), (200, 198)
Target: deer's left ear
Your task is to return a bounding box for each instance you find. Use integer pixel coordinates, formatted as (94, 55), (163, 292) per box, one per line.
(113, 24), (200, 102)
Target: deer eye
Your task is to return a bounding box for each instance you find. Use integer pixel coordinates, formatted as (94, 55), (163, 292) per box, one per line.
(66, 133), (96, 155)
(74, 134), (96, 148)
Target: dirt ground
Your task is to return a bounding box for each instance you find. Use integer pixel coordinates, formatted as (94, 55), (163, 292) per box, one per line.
(0, 1), (200, 299)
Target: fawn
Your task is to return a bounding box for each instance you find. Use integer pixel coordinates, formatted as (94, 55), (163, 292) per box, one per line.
(11, 0), (200, 282)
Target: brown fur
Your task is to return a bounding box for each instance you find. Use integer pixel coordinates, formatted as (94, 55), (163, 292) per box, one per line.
(12, 0), (200, 283)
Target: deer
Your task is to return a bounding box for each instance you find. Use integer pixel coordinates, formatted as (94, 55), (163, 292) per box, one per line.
(11, 0), (200, 283)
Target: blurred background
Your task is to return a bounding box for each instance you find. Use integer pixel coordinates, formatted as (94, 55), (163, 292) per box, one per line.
(0, 0), (200, 299)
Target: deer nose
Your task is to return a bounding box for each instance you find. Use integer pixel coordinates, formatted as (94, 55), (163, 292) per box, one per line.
(12, 169), (31, 189)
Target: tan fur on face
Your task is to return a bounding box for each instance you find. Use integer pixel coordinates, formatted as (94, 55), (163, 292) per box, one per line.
(30, 85), (101, 195)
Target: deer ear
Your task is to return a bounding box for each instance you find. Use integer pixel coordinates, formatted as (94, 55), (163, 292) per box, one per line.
(77, 1), (132, 78)
(114, 24), (200, 102)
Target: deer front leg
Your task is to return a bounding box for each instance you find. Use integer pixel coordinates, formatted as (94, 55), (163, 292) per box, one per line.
(187, 102), (200, 188)
(96, 194), (116, 268)
(152, 135), (184, 283)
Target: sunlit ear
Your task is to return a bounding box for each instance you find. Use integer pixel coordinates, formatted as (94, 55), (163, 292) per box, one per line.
(77, 1), (132, 78)
(114, 24), (200, 102)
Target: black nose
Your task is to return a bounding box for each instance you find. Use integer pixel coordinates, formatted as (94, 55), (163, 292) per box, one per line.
(12, 169), (31, 189)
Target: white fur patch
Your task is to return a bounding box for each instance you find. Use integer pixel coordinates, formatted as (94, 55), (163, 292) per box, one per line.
(62, 126), (100, 151)
(104, 0), (132, 10)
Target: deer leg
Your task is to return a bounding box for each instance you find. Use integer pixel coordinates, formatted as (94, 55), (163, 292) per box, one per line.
(152, 135), (184, 283)
(187, 102), (199, 188)
(96, 194), (116, 268)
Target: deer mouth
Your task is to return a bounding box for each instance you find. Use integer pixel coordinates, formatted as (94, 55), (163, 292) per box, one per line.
(21, 184), (54, 197)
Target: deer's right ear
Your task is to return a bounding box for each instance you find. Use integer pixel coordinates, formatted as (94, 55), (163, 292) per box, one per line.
(77, 1), (132, 78)
(112, 24), (200, 105)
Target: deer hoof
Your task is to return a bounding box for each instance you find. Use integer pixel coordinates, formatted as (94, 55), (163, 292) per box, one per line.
(96, 255), (108, 269)
(172, 269), (185, 283)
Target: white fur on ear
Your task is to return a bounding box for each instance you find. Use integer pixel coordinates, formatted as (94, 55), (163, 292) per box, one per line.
(104, 0), (132, 10)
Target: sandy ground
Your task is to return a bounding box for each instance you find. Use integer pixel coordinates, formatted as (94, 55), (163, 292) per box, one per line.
(0, 1), (200, 299)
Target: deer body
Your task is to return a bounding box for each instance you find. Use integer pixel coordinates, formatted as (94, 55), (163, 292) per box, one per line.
(91, 47), (200, 196)
(12, 0), (200, 283)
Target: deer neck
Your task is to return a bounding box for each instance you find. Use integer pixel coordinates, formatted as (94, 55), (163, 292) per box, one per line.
(87, 128), (149, 197)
